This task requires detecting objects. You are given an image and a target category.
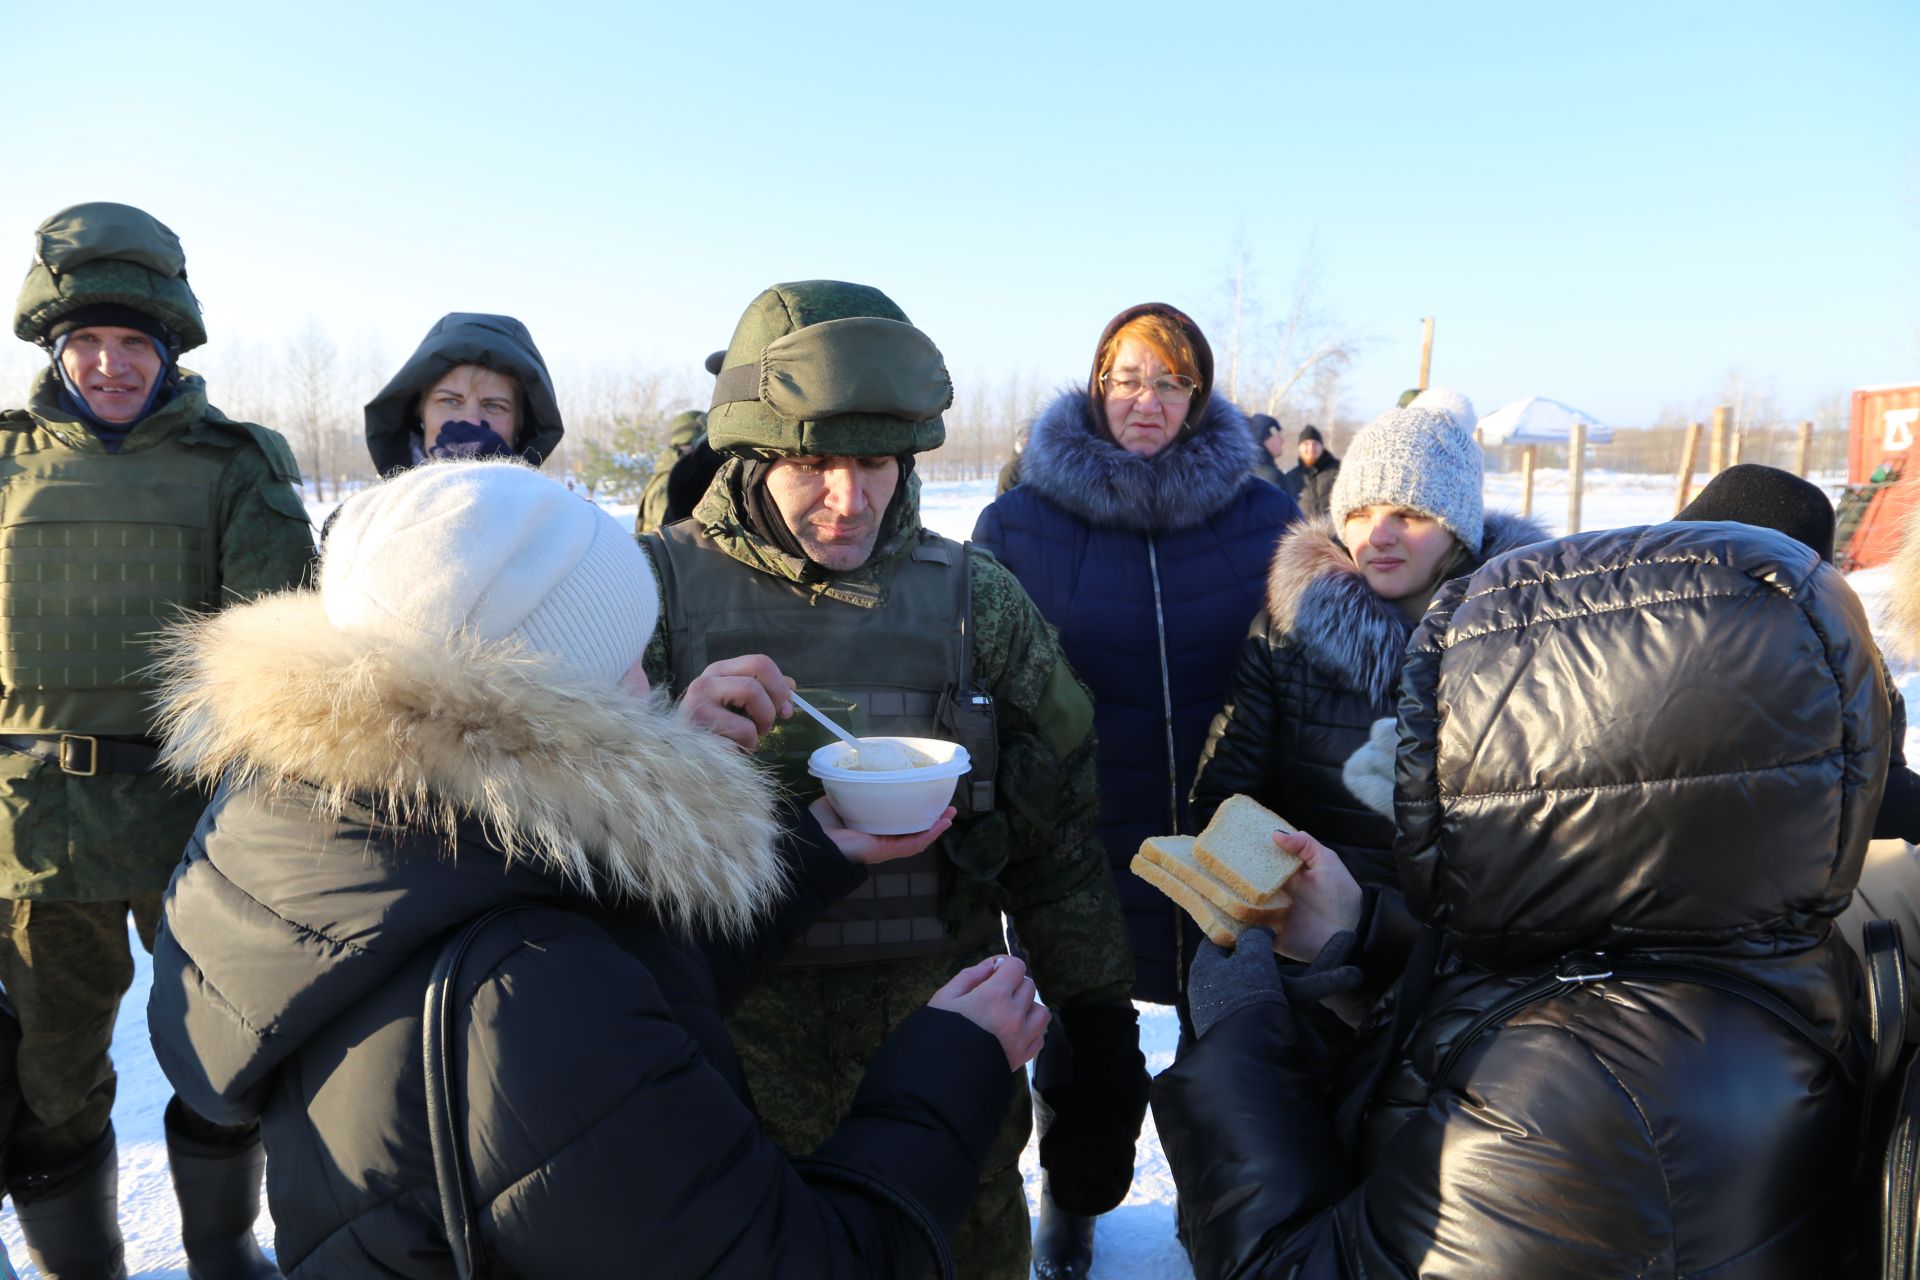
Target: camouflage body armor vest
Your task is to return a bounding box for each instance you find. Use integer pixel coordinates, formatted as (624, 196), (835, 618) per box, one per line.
(0, 434), (224, 734)
(649, 522), (1000, 967)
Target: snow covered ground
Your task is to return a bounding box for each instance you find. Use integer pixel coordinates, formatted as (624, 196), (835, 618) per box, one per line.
(4, 470), (1907, 1277)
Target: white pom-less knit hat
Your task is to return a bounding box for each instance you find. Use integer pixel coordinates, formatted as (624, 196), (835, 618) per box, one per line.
(1328, 387), (1485, 553)
(321, 459), (658, 685)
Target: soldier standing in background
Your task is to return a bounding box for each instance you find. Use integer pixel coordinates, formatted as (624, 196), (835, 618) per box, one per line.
(0, 203), (314, 1279)
(635, 408), (709, 533)
(641, 280), (1145, 1280)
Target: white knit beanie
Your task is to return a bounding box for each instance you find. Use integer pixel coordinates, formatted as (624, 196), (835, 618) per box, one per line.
(1328, 387), (1485, 553)
(320, 459), (658, 685)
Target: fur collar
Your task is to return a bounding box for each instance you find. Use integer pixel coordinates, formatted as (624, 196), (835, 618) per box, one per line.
(1017, 388), (1258, 533)
(154, 592), (785, 937)
(1266, 510), (1549, 703)
(1889, 500), (1920, 663)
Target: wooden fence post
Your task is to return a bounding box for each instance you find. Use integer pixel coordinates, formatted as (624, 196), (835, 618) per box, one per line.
(1709, 405), (1730, 475)
(1675, 422), (1702, 513)
(1795, 421), (1813, 477)
(1520, 444), (1537, 517)
(1729, 428), (1744, 468)
(1569, 422), (1586, 534)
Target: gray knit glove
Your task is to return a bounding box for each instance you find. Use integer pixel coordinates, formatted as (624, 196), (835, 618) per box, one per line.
(1188, 927), (1364, 1040)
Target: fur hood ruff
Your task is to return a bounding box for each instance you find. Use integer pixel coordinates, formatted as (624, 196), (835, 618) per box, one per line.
(154, 592), (785, 937)
(1018, 388), (1258, 533)
(1889, 501), (1920, 662)
(1266, 510), (1549, 703)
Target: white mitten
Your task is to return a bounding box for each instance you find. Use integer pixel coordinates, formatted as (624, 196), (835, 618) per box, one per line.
(1342, 717), (1398, 818)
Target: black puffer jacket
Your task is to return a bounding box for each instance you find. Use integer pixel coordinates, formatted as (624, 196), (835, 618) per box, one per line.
(1191, 512), (1545, 890)
(146, 592), (1011, 1278)
(1282, 453), (1340, 519)
(1154, 522), (1886, 1279)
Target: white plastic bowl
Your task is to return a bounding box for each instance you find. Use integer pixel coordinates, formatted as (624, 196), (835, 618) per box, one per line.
(806, 737), (971, 835)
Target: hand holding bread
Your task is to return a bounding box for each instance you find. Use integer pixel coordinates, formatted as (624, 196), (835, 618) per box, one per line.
(1131, 795), (1362, 960)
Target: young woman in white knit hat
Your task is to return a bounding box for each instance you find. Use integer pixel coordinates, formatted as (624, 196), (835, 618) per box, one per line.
(142, 459), (1048, 1278)
(1189, 389), (1546, 954)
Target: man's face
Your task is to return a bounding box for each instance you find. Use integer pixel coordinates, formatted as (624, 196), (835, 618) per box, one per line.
(420, 364), (521, 452)
(59, 325), (165, 424)
(1262, 432), (1288, 460)
(764, 455), (901, 570)
(1298, 439), (1325, 467)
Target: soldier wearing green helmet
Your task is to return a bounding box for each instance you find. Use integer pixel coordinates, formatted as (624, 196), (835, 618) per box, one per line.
(634, 407), (710, 534)
(1, 202), (313, 1279)
(640, 281), (1144, 1280)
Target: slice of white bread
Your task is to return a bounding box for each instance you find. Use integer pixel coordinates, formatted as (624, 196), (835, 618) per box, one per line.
(1130, 844), (1241, 948)
(1195, 795), (1302, 902)
(1137, 835), (1291, 925)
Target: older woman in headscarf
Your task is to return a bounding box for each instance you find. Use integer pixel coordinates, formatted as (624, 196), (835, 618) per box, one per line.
(973, 302), (1298, 1275)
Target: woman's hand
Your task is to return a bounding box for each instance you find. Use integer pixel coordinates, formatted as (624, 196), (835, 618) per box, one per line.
(1271, 829), (1364, 962)
(809, 796), (955, 866)
(676, 655), (794, 751)
(928, 955), (1051, 1071)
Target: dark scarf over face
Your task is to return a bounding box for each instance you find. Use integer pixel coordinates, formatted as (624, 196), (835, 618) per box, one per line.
(738, 454), (916, 571)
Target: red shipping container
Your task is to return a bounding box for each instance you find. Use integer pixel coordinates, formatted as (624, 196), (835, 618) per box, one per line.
(1845, 383), (1920, 570)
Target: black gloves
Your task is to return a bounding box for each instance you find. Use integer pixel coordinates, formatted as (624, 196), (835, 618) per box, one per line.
(1034, 1000), (1150, 1217)
(1188, 928), (1362, 1040)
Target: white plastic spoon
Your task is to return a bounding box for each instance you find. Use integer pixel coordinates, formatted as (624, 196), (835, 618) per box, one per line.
(787, 691), (909, 771)
(788, 690), (863, 752)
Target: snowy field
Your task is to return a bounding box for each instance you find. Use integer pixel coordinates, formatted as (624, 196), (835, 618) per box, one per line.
(5, 470), (1908, 1277)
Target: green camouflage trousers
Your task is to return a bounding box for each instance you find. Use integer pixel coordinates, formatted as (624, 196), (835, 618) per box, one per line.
(728, 952), (1032, 1280)
(0, 895), (161, 1173)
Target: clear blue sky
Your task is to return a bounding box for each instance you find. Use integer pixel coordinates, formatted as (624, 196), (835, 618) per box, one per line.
(2, 0), (1914, 426)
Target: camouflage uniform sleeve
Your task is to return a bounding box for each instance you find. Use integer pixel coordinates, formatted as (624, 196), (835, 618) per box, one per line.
(968, 549), (1134, 1008)
(214, 442), (315, 601)
(639, 539), (674, 690)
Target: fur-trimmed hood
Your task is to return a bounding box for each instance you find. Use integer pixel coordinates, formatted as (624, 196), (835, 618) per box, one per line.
(154, 591), (785, 937)
(1017, 388), (1259, 533)
(1265, 510), (1548, 703)
(1889, 499), (1920, 662)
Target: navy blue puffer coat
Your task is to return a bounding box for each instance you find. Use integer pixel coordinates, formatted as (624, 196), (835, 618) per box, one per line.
(974, 387), (1297, 1004)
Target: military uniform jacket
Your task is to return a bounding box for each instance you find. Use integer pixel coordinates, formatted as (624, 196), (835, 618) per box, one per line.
(0, 370), (312, 901)
(641, 464), (1133, 1008)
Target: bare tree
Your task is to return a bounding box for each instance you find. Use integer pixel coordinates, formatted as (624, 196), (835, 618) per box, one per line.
(1260, 243), (1362, 419)
(1219, 236), (1254, 406)
(282, 323), (344, 501)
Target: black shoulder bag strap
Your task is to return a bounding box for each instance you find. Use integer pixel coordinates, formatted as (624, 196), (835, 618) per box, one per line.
(424, 903), (534, 1280)
(1863, 918), (1918, 1279)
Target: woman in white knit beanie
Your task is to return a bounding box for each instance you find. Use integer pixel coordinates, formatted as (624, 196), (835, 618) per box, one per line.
(1192, 389), (1547, 911)
(144, 458), (1050, 1277)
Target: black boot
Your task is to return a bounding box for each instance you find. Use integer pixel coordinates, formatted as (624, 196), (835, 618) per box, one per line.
(165, 1100), (278, 1280)
(9, 1125), (128, 1280)
(1031, 1175), (1096, 1280)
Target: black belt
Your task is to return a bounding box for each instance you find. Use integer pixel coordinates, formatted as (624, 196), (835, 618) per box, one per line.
(0, 734), (162, 776)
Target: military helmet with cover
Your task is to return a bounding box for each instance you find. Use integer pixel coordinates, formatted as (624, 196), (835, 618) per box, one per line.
(14, 202), (207, 352)
(666, 409), (708, 451)
(707, 281), (950, 458)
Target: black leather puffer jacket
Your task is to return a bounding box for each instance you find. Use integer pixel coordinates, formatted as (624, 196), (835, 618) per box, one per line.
(1191, 512), (1545, 890)
(1154, 522), (1887, 1279)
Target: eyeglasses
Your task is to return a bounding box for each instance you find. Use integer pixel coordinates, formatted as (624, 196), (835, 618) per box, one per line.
(1100, 371), (1196, 403)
